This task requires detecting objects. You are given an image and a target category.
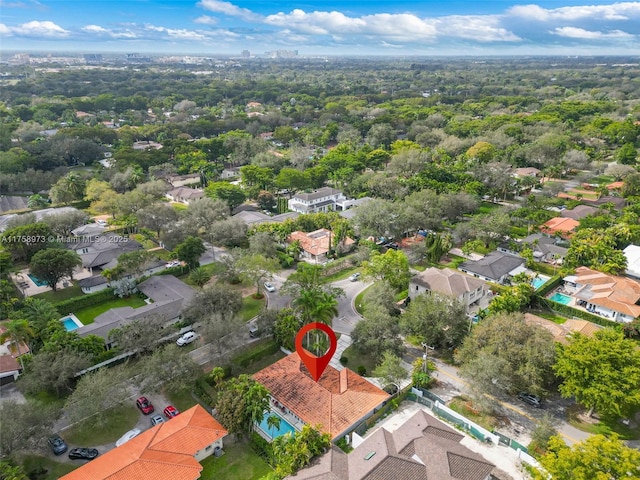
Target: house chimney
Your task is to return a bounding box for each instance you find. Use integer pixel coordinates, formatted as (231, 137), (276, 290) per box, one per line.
(339, 368), (348, 394)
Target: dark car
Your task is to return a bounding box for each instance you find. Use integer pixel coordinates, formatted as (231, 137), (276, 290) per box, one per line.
(48, 435), (68, 455)
(136, 396), (154, 415)
(518, 392), (543, 408)
(68, 448), (99, 461)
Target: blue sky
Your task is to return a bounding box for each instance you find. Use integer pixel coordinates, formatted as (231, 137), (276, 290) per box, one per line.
(1, 0), (639, 55)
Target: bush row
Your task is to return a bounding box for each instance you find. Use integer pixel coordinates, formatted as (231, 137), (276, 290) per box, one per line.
(232, 340), (280, 368)
(535, 275), (562, 296)
(535, 297), (622, 330)
(53, 288), (115, 311)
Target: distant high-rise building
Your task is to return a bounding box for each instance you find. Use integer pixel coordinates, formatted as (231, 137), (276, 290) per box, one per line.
(84, 54), (103, 64)
(241, 50), (250, 58)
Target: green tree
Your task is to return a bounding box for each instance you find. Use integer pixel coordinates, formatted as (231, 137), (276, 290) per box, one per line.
(0, 223), (54, 261)
(564, 228), (627, 274)
(19, 349), (92, 396)
(20, 297), (59, 346)
(273, 308), (302, 351)
(351, 309), (405, 360)
(215, 374), (269, 436)
(411, 357), (436, 389)
(107, 315), (166, 354)
(175, 236), (206, 270)
(456, 313), (556, 397)
(271, 424), (331, 477)
(266, 413), (281, 439)
(136, 203), (179, 237)
(533, 434), (640, 480)
(274, 168), (310, 196)
(466, 141), (496, 162)
(205, 181), (246, 210)
(0, 461), (29, 480)
(0, 400), (60, 457)
(189, 267), (212, 287)
(372, 351), (408, 393)
(362, 249), (410, 292)
(0, 319), (33, 366)
(615, 142), (638, 165)
(135, 344), (201, 394)
(29, 248), (81, 291)
(554, 329), (640, 418)
(236, 252), (280, 296)
(400, 292), (468, 350)
(488, 282), (534, 314)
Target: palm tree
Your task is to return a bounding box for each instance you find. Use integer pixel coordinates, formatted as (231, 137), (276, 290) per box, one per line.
(293, 289), (338, 351)
(0, 319), (34, 368)
(21, 298), (59, 345)
(266, 414), (281, 439)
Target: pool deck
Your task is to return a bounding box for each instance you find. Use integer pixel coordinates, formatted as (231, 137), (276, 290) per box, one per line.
(11, 267), (93, 297)
(60, 313), (83, 330)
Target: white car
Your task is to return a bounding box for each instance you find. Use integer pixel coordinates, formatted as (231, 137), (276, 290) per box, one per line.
(116, 428), (141, 447)
(176, 331), (197, 346)
(166, 260), (181, 268)
(95, 219), (107, 226)
(263, 282), (276, 293)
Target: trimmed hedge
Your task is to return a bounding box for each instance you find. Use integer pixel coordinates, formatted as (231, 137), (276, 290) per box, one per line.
(233, 340), (280, 368)
(535, 275), (561, 296)
(53, 288), (115, 311)
(536, 297), (622, 330)
(157, 265), (189, 276)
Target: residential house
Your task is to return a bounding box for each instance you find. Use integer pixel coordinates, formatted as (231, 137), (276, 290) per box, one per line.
(132, 140), (162, 150)
(166, 187), (204, 205)
(76, 275), (195, 347)
(623, 245), (640, 280)
(338, 197), (373, 220)
(288, 229), (355, 264)
(71, 223), (106, 237)
(288, 187), (350, 214)
(60, 405), (227, 480)
(521, 233), (568, 264)
(524, 313), (602, 345)
(233, 210), (299, 226)
(409, 268), (488, 313)
(219, 167), (240, 179)
(458, 252), (525, 284)
(77, 259), (166, 294)
(540, 217), (579, 238)
(166, 173), (200, 188)
(560, 205), (599, 221)
(288, 409), (504, 480)
(253, 352), (390, 442)
(0, 355), (21, 385)
(512, 167), (541, 178)
(583, 195), (626, 209)
(70, 233), (143, 275)
(606, 181), (624, 194)
(562, 267), (640, 323)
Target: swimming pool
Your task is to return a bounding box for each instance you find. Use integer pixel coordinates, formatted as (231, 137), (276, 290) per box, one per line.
(531, 276), (549, 290)
(27, 273), (48, 287)
(549, 292), (572, 305)
(60, 315), (83, 332)
(258, 411), (297, 440)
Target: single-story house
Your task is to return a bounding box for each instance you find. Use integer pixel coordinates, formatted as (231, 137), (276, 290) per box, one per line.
(521, 233), (568, 264)
(288, 187), (350, 214)
(60, 405), (227, 480)
(288, 229), (355, 264)
(458, 252), (525, 284)
(540, 217), (579, 238)
(166, 187), (204, 205)
(166, 173), (200, 188)
(288, 409), (501, 480)
(0, 355), (21, 385)
(562, 267), (640, 323)
(253, 352), (390, 442)
(76, 275), (195, 347)
(219, 167), (240, 179)
(71, 223), (106, 236)
(69, 233), (143, 275)
(232, 210), (299, 226)
(583, 195), (626, 209)
(524, 313), (602, 345)
(623, 245), (640, 280)
(409, 268), (488, 313)
(78, 259), (166, 294)
(512, 167), (541, 178)
(560, 205), (599, 221)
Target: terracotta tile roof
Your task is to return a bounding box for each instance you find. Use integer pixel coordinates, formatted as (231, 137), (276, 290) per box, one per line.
(0, 355), (20, 373)
(540, 217), (579, 237)
(60, 405), (227, 480)
(253, 353), (389, 440)
(574, 267), (640, 318)
(288, 229), (355, 258)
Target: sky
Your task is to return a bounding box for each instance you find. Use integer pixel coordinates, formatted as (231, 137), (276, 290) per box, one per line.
(1, 0), (640, 56)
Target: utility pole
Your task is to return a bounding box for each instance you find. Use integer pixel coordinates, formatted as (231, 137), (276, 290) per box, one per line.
(421, 343), (434, 373)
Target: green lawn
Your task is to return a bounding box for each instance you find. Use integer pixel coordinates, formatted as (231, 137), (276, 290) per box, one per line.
(321, 265), (360, 283)
(566, 404), (640, 440)
(354, 284), (373, 316)
(449, 396), (500, 431)
(20, 455), (77, 480)
(340, 345), (378, 377)
(165, 387), (198, 412)
(199, 443), (272, 480)
(73, 296), (148, 325)
(240, 295), (266, 322)
(64, 404), (140, 446)
(34, 284), (83, 304)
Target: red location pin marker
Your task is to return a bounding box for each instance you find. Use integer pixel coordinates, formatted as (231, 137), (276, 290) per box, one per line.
(295, 322), (337, 382)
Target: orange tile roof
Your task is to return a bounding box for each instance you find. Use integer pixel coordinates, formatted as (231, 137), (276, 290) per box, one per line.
(288, 229), (354, 257)
(253, 353), (389, 440)
(60, 405), (227, 480)
(540, 217), (579, 237)
(607, 181), (624, 189)
(574, 266), (640, 318)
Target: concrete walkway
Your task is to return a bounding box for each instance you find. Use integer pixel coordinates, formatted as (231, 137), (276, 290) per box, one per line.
(329, 333), (352, 371)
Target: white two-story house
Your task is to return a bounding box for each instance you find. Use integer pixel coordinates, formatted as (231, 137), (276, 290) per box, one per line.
(288, 187), (349, 214)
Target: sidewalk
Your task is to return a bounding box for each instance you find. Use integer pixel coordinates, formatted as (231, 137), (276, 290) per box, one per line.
(329, 334), (352, 370)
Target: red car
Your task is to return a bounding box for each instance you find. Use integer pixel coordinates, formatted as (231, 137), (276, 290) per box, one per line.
(163, 405), (180, 418)
(136, 396), (154, 415)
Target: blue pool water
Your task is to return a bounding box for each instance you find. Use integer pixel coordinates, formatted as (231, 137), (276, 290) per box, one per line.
(549, 292), (572, 305)
(258, 412), (296, 440)
(27, 273), (48, 287)
(531, 277), (547, 289)
(61, 317), (79, 331)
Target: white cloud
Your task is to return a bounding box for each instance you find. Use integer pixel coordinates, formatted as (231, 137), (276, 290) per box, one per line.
(435, 15), (521, 42)
(6, 20), (68, 37)
(194, 15), (218, 25)
(166, 28), (206, 40)
(508, 2), (640, 21)
(81, 24), (138, 39)
(82, 24), (108, 33)
(0, 23), (12, 35)
(197, 0), (262, 21)
(552, 26), (634, 39)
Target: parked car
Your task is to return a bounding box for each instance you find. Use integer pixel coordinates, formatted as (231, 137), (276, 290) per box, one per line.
(96, 219), (107, 226)
(176, 331), (197, 346)
(249, 326), (260, 338)
(518, 392), (543, 408)
(163, 405), (180, 418)
(48, 435), (68, 455)
(136, 396), (154, 414)
(349, 272), (361, 282)
(68, 448), (99, 460)
(263, 282), (276, 293)
(116, 429), (141, 447)
(150, 414), (165, 426)
(166, 260), (181, 268)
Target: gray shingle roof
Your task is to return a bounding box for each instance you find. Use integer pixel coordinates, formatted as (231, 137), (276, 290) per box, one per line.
(293, 187), (342, 202)
(459, 252), (525, 281)
(410, 268), (486, 297)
